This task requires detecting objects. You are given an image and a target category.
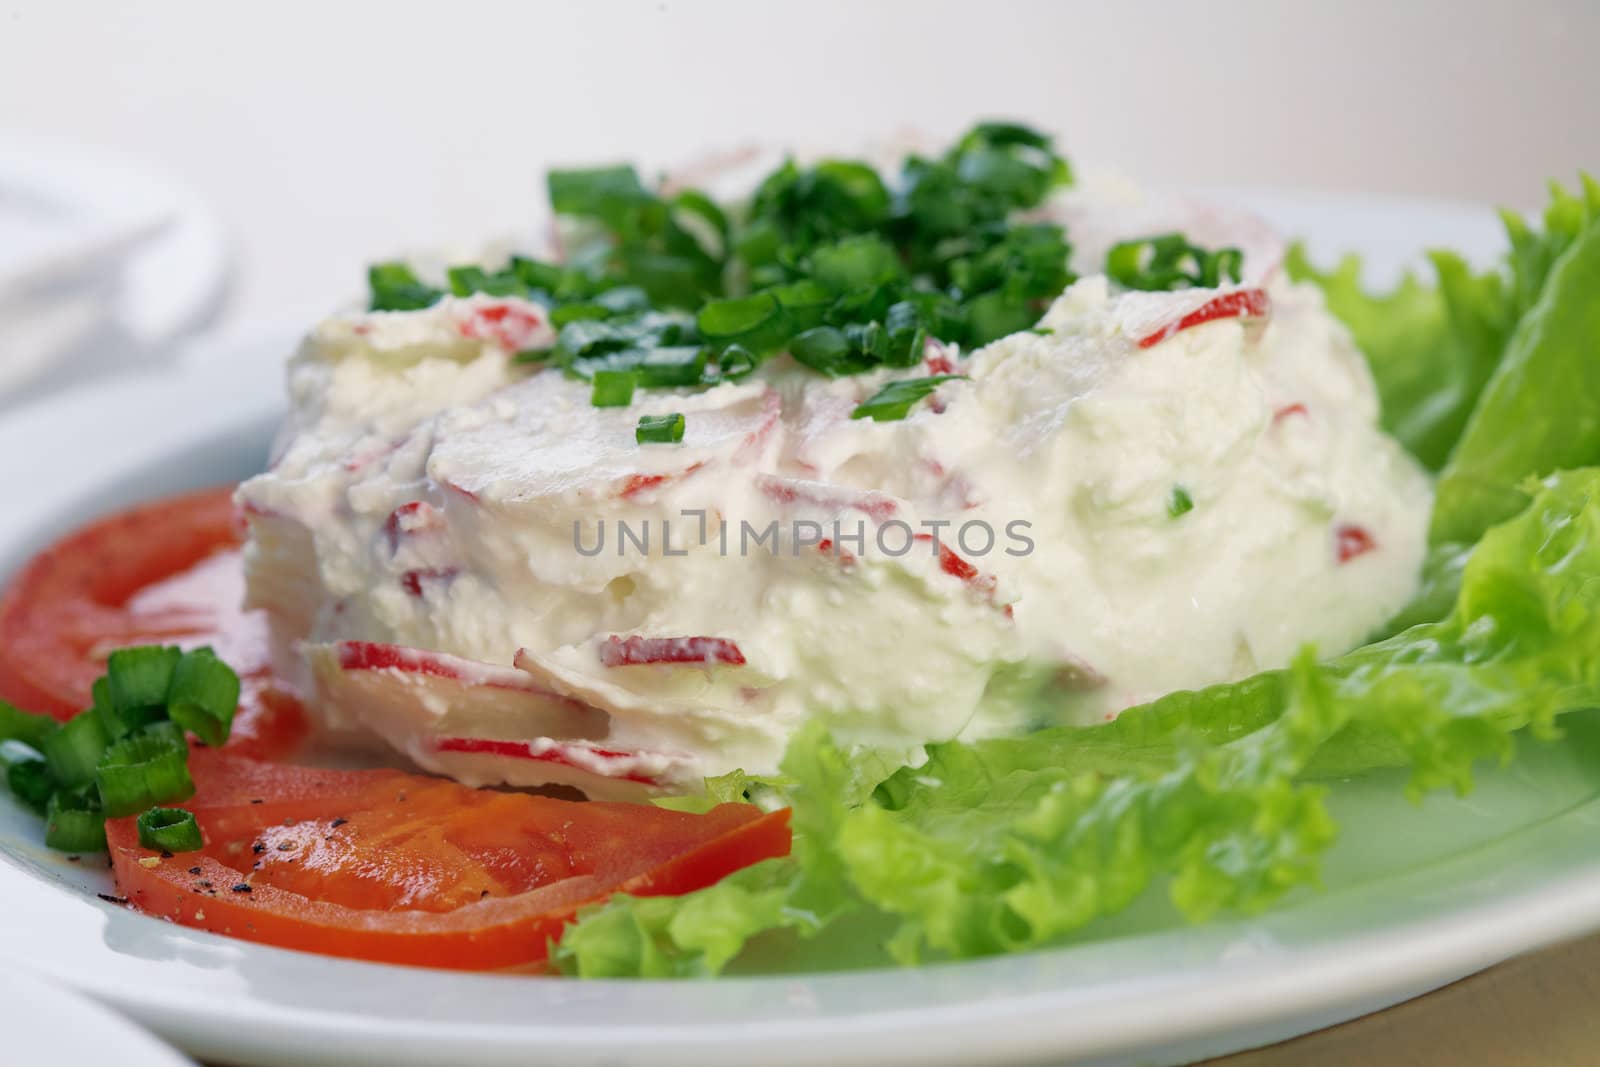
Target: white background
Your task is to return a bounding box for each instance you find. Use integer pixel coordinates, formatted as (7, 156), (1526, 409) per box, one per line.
(1, 0), (1596, 328)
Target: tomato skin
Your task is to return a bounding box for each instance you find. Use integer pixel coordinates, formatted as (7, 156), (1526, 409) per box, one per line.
(107, 749), (792, 970)
(0, 487), (307, 759)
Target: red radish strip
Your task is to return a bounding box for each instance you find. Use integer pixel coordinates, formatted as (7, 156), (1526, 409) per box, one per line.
(399, 567), (460, 597)
(733, 391), (783, 464)
(1273, 402), (1309, 423)
(334, 641), (578, 701)
(755, 475), (898, 523)
(1137, 289), (1270, 349)
(457, 301), (550, 352)
(816, 538), (858, 568)
(599, 635), (746, 667)
(384, 501), (443, 550)
(435, 737), (662, 786)
(620, 462), (706, 500)
(1335, 524), (1377, 564)
(913, 534), (1012, 618)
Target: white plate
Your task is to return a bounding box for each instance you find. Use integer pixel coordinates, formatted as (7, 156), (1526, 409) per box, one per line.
(3, 191), (1591, 1067)
(0, 967), (196, 1067)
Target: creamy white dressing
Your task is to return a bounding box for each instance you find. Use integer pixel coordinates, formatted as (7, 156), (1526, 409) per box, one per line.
(238, 220), (1431, 798)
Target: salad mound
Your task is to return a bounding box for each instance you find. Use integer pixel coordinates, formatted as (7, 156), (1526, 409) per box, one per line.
(236, 124), (1429, 799)
(554, 173), (1600, 975)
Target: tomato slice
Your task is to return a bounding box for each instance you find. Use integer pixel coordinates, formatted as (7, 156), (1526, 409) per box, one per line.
(107, 748), (792, 970)
(0, 487), (307, 759)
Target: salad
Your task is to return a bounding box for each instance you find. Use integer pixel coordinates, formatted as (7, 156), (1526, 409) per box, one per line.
(0, 123), (1596, 979)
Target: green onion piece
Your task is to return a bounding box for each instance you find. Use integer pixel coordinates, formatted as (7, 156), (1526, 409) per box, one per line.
(789, 326), (859, 377)
(96, 722), (194, 818)
(807, 234), (902, 293)
(547, 165), (651, 227)
(551, 302), (611, 327)
(636, 413), (686, 445)
(591, 370), (637, 408)
(166, 648), (240, 748)
(1106, 234), (1244, 292)
(42, 711), (110, 789)
(4, 752), (55, 815)
(634, 347), (708, 388)
(850, 375), (966, 422)
(45, 787), (106, 853)
(368, 262), (444, 312)
(0, 699), (60, 751)
(1201, 248), (1244, 288)
(716, 343), (758, 380)
(0, 736), (48, 818)
(106, 645), (182, 734)
(697, 292), (781, 342)
(137, 807), (203, 853)
(1169, 486), (1196, 518)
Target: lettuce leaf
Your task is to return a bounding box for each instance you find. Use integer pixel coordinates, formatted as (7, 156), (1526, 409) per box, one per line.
(557, 469), (1600, 976)
(1430, 220), (1600, 545)
(1288, 175), (1599, 475)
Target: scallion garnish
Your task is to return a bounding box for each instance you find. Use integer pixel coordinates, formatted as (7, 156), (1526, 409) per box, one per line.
(0, 699), (60, 751)
(1106, 234), (1244, 292)
(368, 262), (444, 312)
(3, 749), (54, 816)
(41, 711), (109, 789)
(1169, 486), (1196, 518)
(363, 122), (1079, 401)
(5, 644), (242, 855)
(137, 807), (203, 853)
(850, 376), (966, 422)
(45, 787), (106, 853)
(105, 645), (182, 736)
(166, 647), (240, 747)
(96, 722), (195, 818)
(591, 370), (636, 408)
(636, 413), (686, 445)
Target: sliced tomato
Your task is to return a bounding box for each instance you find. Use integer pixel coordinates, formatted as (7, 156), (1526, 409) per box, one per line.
(0, 487), (307, 759)
(107, 748), (792, 970)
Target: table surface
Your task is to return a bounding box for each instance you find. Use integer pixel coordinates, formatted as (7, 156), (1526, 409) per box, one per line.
(1206, 930), (1600, 1065)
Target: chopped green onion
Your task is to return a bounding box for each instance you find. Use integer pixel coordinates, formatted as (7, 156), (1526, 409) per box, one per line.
(1106, 234), (1244, 292)
(591, 370), (637, 408)
(45, 787), (106, 853)
(105, 645), (182, 735)
(1169, 485), (1196, 518)
(547, 165), (652, 228)
(551, 302), (611, 327)
(368, 262), (444, 312)
(808, 235), (902, 293)
(137, 807), (203, 853)
(850, 376), (966, 422)
(4, 752), (55, 815)
(716, 343), (758, 380)
(42, 711), (109, 789)
(789, 326), (857, 377)
(636, 413), (686, 445)
(0, 699), (60, 751)
(96, 722), (194, 818)
(697, 292), (782, 343)
(167, 647), (240, 747)
(0, 737), (52, 821)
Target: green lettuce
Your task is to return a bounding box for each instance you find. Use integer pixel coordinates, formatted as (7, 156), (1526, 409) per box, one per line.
(557, 470), (1600, 976)
(1287, 175), (1598, 475)
(1430, 221), (1600, 545)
